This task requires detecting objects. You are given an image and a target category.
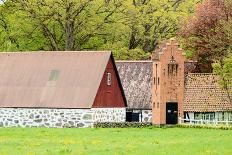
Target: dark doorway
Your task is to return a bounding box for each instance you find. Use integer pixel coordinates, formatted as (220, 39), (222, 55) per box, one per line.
(126, 112), (132, 122)
(166, 102), (178, 124)
(126, 111), (140, 122)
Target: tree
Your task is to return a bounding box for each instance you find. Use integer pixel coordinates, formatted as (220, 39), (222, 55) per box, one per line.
(0, 0), (199, 60)
(10, 0), (124, 51)
(0, 1), (20, 50)
(101, 0), (200, 59)
(121, 0), (201, 53)
(178, 0), (232, 72)
(213, 54), (232, 104)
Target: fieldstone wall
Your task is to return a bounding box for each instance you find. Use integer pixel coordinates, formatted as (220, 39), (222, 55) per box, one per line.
(0, 108), (126, 128)
(93, 108), (126, 122)
(141, 110), (152, 122)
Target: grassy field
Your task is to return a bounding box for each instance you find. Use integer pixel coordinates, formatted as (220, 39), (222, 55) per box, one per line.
(0, 127), (231, 155)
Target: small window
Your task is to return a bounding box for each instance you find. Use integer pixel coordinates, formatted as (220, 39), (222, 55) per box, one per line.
(107, 73), (112, 86)
(49, 70), (60, 81)
(157, 102), (159, 109)
(154, 77), (156, 84)
(229, 112), (232, 121)
(157, 77), (160, 85)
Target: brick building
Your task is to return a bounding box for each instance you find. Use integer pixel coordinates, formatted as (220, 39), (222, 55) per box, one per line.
(151, 39), (186, 125)
(151, 39), (232, 125)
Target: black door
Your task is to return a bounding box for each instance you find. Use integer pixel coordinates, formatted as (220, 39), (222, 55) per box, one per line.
(166, 103), (178, 124)
(126, 112), (132, 122)
(126, 111), (140, 122)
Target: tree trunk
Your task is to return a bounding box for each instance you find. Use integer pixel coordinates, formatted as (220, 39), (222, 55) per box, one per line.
(65, 3), (75, 51)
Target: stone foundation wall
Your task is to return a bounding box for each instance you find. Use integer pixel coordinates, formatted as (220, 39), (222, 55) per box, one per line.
(93, 108), (126, 122)
(141, 110), (152, 122)
(129, 109), (152, 122)
(0, 108), (126, 128)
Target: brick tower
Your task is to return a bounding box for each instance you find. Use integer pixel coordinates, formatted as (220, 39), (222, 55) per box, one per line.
(152, 39), (186, 125)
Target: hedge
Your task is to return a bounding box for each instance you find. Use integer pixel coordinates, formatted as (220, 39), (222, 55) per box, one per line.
(94, 122), (153, 128)
(176, 124), (232, 130)
(94, 122), (232, 129)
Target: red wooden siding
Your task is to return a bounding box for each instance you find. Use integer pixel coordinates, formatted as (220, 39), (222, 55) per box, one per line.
(92, 57), (126, 108)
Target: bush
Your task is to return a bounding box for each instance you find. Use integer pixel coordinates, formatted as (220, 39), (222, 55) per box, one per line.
(94, 122), (232, 130)
(176, 124), (232, 130)
(93, 122), (153, 128)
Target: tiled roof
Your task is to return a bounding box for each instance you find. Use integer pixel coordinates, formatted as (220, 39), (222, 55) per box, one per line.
(116, 61), (152, 109)
(184, 73), (232, 112)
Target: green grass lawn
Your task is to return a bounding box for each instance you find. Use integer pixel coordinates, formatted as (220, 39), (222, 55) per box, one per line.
(0, 127), (231, 155)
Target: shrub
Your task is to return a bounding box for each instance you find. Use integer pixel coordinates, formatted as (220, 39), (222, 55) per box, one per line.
(176, 124), (232, 130)
(93, 122), (153, 128)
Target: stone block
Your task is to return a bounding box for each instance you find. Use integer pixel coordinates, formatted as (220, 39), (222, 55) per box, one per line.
(82, 114), (92, 120)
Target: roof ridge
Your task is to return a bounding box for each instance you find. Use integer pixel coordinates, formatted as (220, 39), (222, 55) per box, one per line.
(116, 60), (153, 63)
(187, 73), (217, 75)
(0, 51), (112, 53)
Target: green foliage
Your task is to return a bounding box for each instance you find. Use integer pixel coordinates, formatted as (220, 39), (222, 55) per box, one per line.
(213, 55), (232, 88)
(213, 54), (232, 103)
(177, 124), (232, 130)
(94, 122), (152, 128)
(0, 0), (199, 59)
(178, 0), (232, 72)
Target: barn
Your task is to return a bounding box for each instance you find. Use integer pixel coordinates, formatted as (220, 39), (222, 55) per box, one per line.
(0, 51), (127, 128)
(116, 61), (153, 122)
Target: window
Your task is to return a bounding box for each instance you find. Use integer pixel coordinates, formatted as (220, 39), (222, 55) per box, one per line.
(229, 112), (232, 121)
(107, 73), (112, 86)
(126, 111), (140, 122)
(157, 77), (160, 85)
(49, 70), (60, 81)
(157, 102), (159, 109)
(155, 64), (158, 90)
(218, 112), (225, 121)
(168, 56), (178, 76)
(194, 112), (215, 121)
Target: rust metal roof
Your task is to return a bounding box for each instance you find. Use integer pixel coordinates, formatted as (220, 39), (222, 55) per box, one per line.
(184, 73), (232, 112)
(0, 51), (111, 108)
